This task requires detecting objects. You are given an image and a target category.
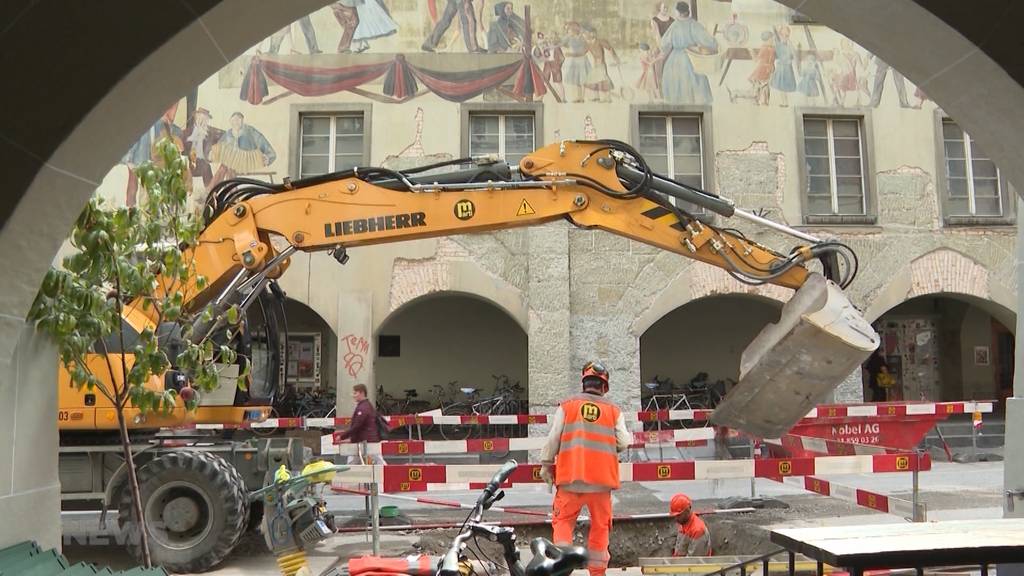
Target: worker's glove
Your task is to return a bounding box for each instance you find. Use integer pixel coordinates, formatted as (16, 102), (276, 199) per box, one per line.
(540, 463), (554, 487)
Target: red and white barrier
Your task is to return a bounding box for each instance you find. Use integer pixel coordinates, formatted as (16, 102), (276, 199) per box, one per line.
(329, 453), (930, 493)
(178, 401), (993, 431)
(320, 427), (716, 456)
(768, 474), (925, 520)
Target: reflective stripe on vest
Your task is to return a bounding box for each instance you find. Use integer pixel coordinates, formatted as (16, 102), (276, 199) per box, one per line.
(556, 393), (621, 490)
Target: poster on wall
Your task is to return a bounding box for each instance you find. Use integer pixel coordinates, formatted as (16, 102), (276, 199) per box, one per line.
(974, 346), (990, 366)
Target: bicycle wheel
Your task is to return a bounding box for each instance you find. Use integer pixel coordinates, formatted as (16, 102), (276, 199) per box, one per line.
(439, 404), (474, 441)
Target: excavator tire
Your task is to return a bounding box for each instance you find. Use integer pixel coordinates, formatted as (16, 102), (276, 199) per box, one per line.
(118, 451), (249, 573)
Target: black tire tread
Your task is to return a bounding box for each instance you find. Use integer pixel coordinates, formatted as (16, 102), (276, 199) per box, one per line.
(117, 450), (249, 573)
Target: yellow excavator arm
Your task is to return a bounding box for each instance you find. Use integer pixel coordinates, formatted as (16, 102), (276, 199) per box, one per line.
(77, 140), (877, 437)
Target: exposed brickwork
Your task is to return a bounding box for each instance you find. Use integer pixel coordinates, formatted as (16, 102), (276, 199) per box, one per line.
(909, 249), (990, 300)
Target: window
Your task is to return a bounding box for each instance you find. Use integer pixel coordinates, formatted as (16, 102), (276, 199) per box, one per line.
(637, 114), (706, 214)
(941, 119), (1007, 220)
(378, 335), (400, 358)
(803, 117), (867, 218)
(298, 114), (366, 178)
(468, 114), (535, 166)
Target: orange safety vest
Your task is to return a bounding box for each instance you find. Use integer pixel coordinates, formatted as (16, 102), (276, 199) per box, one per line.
(556, 393), (621, 490)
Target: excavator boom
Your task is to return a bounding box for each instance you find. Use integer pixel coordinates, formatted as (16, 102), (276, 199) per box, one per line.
(144, 140), (879, 437)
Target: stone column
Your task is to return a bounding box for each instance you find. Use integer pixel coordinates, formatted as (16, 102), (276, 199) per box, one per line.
(526, 224), (572, 459)
(0, 323), (59, 551)
(998, 210), (1024, 576)
(336, 292), (374, 417)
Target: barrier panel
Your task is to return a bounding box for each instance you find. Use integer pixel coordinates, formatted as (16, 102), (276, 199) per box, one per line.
(767, 474), (926, 520)
(328, 454), (929, 493)
(175, 401), (992, 433)
(322, 427), (716, 456)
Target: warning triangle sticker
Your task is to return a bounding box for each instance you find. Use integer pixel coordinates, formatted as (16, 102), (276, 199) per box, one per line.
(517, 198), (536, 216)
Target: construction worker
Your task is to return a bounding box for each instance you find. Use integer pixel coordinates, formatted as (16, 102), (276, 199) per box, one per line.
(540, 361), (632, 576)
(670, 494), (712, 557)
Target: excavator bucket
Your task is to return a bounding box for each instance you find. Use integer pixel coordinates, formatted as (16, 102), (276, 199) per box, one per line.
(711, 274), (879, 438)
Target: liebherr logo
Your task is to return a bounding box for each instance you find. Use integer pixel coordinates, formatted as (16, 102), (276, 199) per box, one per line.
(324, 212), (427, 237)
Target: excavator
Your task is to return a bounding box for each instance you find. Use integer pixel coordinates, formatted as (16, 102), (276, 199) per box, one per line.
(56, 139), (878, 572)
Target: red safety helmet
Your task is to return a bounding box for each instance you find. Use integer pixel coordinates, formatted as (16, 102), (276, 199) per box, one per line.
(581, 361), (610, 388)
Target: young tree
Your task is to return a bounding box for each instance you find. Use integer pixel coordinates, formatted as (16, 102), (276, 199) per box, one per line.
(29, 138), (248, 568)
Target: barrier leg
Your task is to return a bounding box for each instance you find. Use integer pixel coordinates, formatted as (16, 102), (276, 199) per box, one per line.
(371, 469), (381, 555)
(750, 441), (756, 499)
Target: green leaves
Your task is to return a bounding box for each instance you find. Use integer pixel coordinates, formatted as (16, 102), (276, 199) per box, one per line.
(32, 136), (245, 420)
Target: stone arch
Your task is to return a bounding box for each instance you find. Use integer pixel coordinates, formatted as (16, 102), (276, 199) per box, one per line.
(383, 247), (528, 334)
(865, 248), (1016, 323)
(632, 264), (788, 337)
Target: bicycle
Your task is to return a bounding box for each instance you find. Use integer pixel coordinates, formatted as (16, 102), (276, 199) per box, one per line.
(436, 460), (588, 576)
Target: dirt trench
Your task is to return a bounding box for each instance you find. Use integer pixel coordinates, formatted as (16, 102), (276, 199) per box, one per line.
(408, 515), (777, 568)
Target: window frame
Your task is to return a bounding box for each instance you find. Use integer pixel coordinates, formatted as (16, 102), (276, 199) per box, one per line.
(288, 103), (372, 179)
(460, 102), (543, 167)
(933, 112), (1015, 226)
(795, 108), (877, 225)
(630, 104), (715, 220)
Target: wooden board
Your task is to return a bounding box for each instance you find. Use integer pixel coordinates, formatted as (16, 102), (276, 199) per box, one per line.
(771, 519), (1024, 568)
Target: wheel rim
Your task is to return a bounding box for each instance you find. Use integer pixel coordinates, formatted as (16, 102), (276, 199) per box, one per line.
(145, 480), (215, 550)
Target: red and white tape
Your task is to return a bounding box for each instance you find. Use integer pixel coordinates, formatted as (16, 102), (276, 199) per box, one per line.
(321, 427), (715, 456)
(768, 474), (925, 519)
(328, 453), (930, 493)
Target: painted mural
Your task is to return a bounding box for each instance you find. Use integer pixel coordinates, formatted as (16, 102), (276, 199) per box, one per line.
(110, 0), (937, 206)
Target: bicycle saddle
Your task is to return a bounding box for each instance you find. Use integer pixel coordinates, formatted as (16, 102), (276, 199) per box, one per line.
(525, 537), (588, 576)
(404, 389), (418, 397)
(460, 387), (478, 395)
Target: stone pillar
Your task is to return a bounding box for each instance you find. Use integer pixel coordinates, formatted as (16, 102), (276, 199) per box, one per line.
(526, 224), (572, 459)
(336, 292), (374, 417)
(998, 211), (1024, 576)
(0, 323), (60, 551)
(832, 370), (865, 404)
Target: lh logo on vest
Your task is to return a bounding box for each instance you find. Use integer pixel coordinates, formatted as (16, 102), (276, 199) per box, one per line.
(580, 402), (602, 422)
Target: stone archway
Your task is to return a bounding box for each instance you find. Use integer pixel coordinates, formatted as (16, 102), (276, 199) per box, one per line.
(869, 292), (1016, 404)
(865, 249), (1017, 322)
(640, 293), (783, 408)
(375, 291), (528, 415)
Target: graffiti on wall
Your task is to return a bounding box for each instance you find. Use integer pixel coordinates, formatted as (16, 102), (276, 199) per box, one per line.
(342, 333), (371, 378)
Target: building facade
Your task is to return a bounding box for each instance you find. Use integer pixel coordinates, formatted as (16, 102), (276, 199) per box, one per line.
(92, 0), (1017, 416)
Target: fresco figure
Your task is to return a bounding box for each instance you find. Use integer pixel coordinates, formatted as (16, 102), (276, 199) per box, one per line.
(658, 2), (717, 105)
(637, 43), (661, 101)
(487, 2), (526, 53)
(868, 55), (911, 108)
(332, 0), (362, 53)
(797, 52), (824, 103)
(352, 0), (398, 53)
(769, 25), (796, 106)
(184, 108), (224, 190)
(748, 30), (775, 105)
(210, 113), (277, 188)
(649, 2), (674, 98)
(830, 38), (868, 107)
(533, 32), (566, 101)
(583, 25), (619, 103)
(422, 0), (483, 53)
(122, 104), (184, 207)
(650, 2), (674, 41)
(268, 16), (322, 55)
(561, 22), (592, 103)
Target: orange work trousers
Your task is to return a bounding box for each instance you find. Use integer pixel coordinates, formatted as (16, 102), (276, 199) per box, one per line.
(552, 488), (612, 576)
